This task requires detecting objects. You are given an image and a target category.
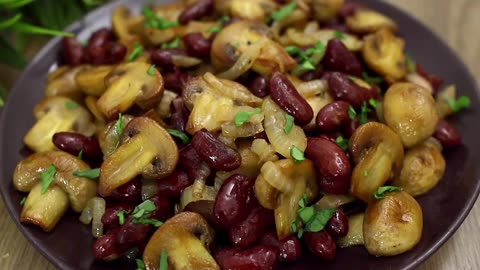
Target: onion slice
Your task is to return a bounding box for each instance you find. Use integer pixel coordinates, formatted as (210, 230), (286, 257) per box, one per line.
(217, 38), (267, 80)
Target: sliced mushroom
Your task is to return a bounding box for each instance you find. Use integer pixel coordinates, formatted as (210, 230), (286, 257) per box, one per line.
(13, 151), (98, 231)
(364, 191), (423, 256)
(85, 96), (106, 123)
(143, 212), (219, 270)
(99, 117), (178, 196)
(285, 28), (363, 51)
(229, 0), (277, 21)
(392, 143), (446, 197)
(337, 213), (364, 248)
(254, 159), (319, 239)
(346, 9), (398, 34)
(312, 0), (344, 22)
(435, 84), (456, 119)
(362, 29), (406, 83)
(383, 82), (439, 147)
(45, 65), (90, 100)
(97, 62), (164, 120)
(211, 21), (297, 75)
(142, 3), (185, 45)
(349, 122), (404, 202)
(156, 90), (178, 119)
(98, 114), (134, 158)
(76, 65), (114, 97)
(112, 5), (142, 49)
(24, 96), (95, 152)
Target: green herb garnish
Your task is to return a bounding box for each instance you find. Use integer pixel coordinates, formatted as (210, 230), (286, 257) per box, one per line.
(364, 170), (369, 177)
(299, 59), (316, 71)
(116, 113), (124, 140)
(285, 46), (301, 55)
(373, 186), (402, 199)
(147, 64), (156, 76)
(348, 106), (357, 120)
(333, 31), (345, 40)
(159, 250), (169, 270)
(291, 194), (336, 238)
(40, 164), (57, 194)
(207, 25), (222, 33)
(20, 197), (26, 206)
(359, 102), (371, 125)
(362, 72), (383, 85)
(445, 96), (471, 113)
(270, 2), (297, 22)
(284, 114), (295, 134)
(133, 218), (163, 227)
(73, 168), (100, 179)
(77, 149), (83, 160)
(136, 259), (146, 270)
(234, 108), (261, 127)
(219, 15), (231, 24)
(132, 200), (157, 220)
(161, 37), (181, 49)
(406, 54), (416, 73)
(335, 136), (349, 151)
(117, 210), (127, 225)
(368, 98), (378, 108)
(290, 146), (305, 163)
(65, 101), (79, 109)
(127, 42), (144, 61)
(143, 7), (179, 30)
(167, 129), (190, 144)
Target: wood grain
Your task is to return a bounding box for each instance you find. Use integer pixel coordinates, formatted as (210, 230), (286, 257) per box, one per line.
(1, 0), (480, 269)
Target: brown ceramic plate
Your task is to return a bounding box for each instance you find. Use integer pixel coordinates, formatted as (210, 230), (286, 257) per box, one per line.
(1, 0), (479, 269)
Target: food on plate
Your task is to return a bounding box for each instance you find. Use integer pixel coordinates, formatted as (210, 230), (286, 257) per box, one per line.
(12, 0), (470, 269)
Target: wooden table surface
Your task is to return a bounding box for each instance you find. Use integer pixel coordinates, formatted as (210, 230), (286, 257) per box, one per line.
(1, 0), (480, 269)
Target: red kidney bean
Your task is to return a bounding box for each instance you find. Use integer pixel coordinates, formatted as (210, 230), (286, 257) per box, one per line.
(214, 245), (278, 270)
(179, 145), (212, 182)
(304, 230), (336, 260)
(170, 97), (190, 131)
(323, 39), (362, 77)
(259, 231), (302, 262)
(270, 71), (314, 126)
(339, 3), (365, 19)
(182, 32), (212, 58)
(248, 75), (270, 98)
(299, 66), (324, 81)
(106, 42), (127, 64)
(192, 129), (242, 171)
(109, 178), (142, 203)
(150, 48), (188, 69)
(316, 101), (352, 133)
(101, 203), (135, 229)
(93, 228), (122, 261)
(116, 218), (151, 249)
(318, 133), (339, 144)
(305, 137), (351, 194)
(434, 120), (462, 147)
(157, 170), (192, 198)
(164, 69), (190, 94)
(149, 196), (174, 221)
(178, 0), (214, 25)
(326, 208), (349, 237)
(416, 64), (444, 92)
(327, 72), (377, 109)
(228, 207), (274, 248)
(88, 28), (113, 47)
(214, 174), (254, 229)
(62, 37), (85, 65)
(52, 132), (102, 161)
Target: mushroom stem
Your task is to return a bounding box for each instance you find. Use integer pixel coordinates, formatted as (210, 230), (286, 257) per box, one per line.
(21, 182), (69, 232)
(24, 112), (76, 152)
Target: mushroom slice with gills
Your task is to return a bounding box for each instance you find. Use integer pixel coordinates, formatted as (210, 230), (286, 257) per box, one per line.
(97, 62), (164, 120)
(99, 117), (178, 197)
(142, 3), (185, 46)
(85, 96), (106, 124)
(143, 212), (220, 270)
(229, 0), (278, 22)
(362, 28), (407, 83)
(262, 97), (307, 158)
(285, 28), (363, 51)
(76, 65), (114, 97)
(345, 9), (398, 34)
(98, 114), (134, 158)
(337, 213), (364, 248)
(435, 85), (456, 119)
(24, 96), (96, 152)
(179, 182), (217, 224)
(112, 5), (142, 50)
(211, 21), (297, 75)
(383, 82), (439, 148)
(254, 159), (319, 240)
(364, 191), (423, 256)
(13, 151), (98, 231)
(392, 143), (446, 197)
(45, 65), (90, 100)
(312, 0), (344, 22)
(349, 122), (404, 203)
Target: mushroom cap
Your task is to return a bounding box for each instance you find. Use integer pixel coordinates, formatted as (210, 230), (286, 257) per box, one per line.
(13, 151), (98, 212)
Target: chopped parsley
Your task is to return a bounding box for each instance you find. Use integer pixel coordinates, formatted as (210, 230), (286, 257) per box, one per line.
(159, 250), (169, 270)
(290, 146), (305, 163)
(127, 42), (144, 61)
(136, 259), (146, 270)
(373, 186), (402, 199)
(335, 136), (349, 151)
(117, 210), (127, 225)
(368, 98), (378, 108)
(270, 2), (297, 22)
(333, 31), (345, 40)
(167, 129), (190, 144)
(234, 108), (261, 127)
(77, 149), (83, 160)
(362, 72), (383, 85)
(348, 106), (357, 120)
(143, 7), (179, 30)
(363, 170), (369, 177)
(161, 37), (181, 49)
(286, 41), (326, 72)
(284, 114), (295, 134)
(147, 64), (156, 76)
(207, 25), (222, 33)
(40, 164), (57, 194)
(291, 194), (336, 238)
(20, 197), (26, 206)
(406, 54), (416, 73)
(115, 113), (124, 147)
(359, 102), (372, 125)
(73, 168), (101, 179)
(65, 101), (79, 109)
(445, 96), (471, 113)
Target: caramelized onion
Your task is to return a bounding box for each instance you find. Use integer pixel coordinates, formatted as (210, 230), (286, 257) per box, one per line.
(217, 38), (267, 80)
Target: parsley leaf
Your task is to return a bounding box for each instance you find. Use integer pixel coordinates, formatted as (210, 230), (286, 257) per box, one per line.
(167, 129), (190, 144)
(159, 250), (169, 270)
(117, 210), (127, 225)
(73, 168), (100, 179)
(291, 194), (336, 237)
(219, 15), (231, 24)
(364, 170), (369, 177)
(65, 101), (79, 109)
(20, 197), (26, 206)
(133, 218), (163, 227)
(406, 54), (416, 73)
(40, 164), (57, 194)
(445, 96), (471, 113)
(290, 146), (305, 163)
(348, 106), (357, 120)
(270, 2), (297, 22)
(234, 108), (261, 127)
(127, 42), (144, 61)
(143, 7), (179, 30)
(147, 64), (156, 76)
(373, 186), (402, 199)
(335, 136), (349, 151)
(362, 72), (383, 85)
(299, 59), (316, 71)
(285, 46), (301, 55)
(284, 114), (295, 134)
(333, 31), (345, 40)
(132, 200), (157, 220)
(77, 149), (83, 160)
(368, 98), (378, 108)
(207, 25), (222, 33)
(305, 208), (336, 233)
(115, 113), (124, 149)
(161, 37), (181, 49)
(359, 102), (371, 125)
(136, 259), (146, 270)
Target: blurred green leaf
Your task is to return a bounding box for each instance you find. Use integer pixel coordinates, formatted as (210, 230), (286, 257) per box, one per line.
(0, 83), (7, 108)
(0, 35), (27, 68)
(0, 0), (34, 10)
(0, 14), (22, 30)
(10, 21), (74, 36)
(28, 0), (84, 30)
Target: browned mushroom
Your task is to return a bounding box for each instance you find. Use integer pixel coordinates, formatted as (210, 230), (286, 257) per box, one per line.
(346, 8), (398, 34)
(76, 65), (114, 97)
(46, 65), (90, 100)
(312, 0), (344, 22)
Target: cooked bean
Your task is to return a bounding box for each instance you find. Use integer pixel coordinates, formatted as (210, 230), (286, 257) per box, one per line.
(106, 43), (127, 64)
(183, 32), (212, 58)
(259, 231), (302, 262)
(192, 129), (241, 171)
(299, 66), (324, 81)
(304, 230), (336, 260)
(270, 71), (314, 126)
(416, 64), (444, 92)
(326, 208), (349, 237)
(316, 101), (352, 132)
(323, 39), (362, 77)
(214, 245), (279, 270)
(101, 203), (135, 229)
(228, 206), (274, 248)
(157, 171), (192, 198)
(87, 28), (114, 49)
(434, 120), (462, 148)
(93, 227), (122, 261)
(116, 218), (151, 249)
(305, 137), (351, 194)
(170, 97), (190, 131)
(248, 75), (270, 98)
(327, 72), (377, 109)
(163, 69), (191, 94)
(150, 48), (188, 69)
(178, 0), (214, 25)
(214, 174), (254, 229)
(346, 119), (360, 137)
(149, 196), (174, 221)
(109, 178), (142, 204)
(52, 132), (102, 161)
(62, 37), (85, 65)
(179, 145), (212, 182)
